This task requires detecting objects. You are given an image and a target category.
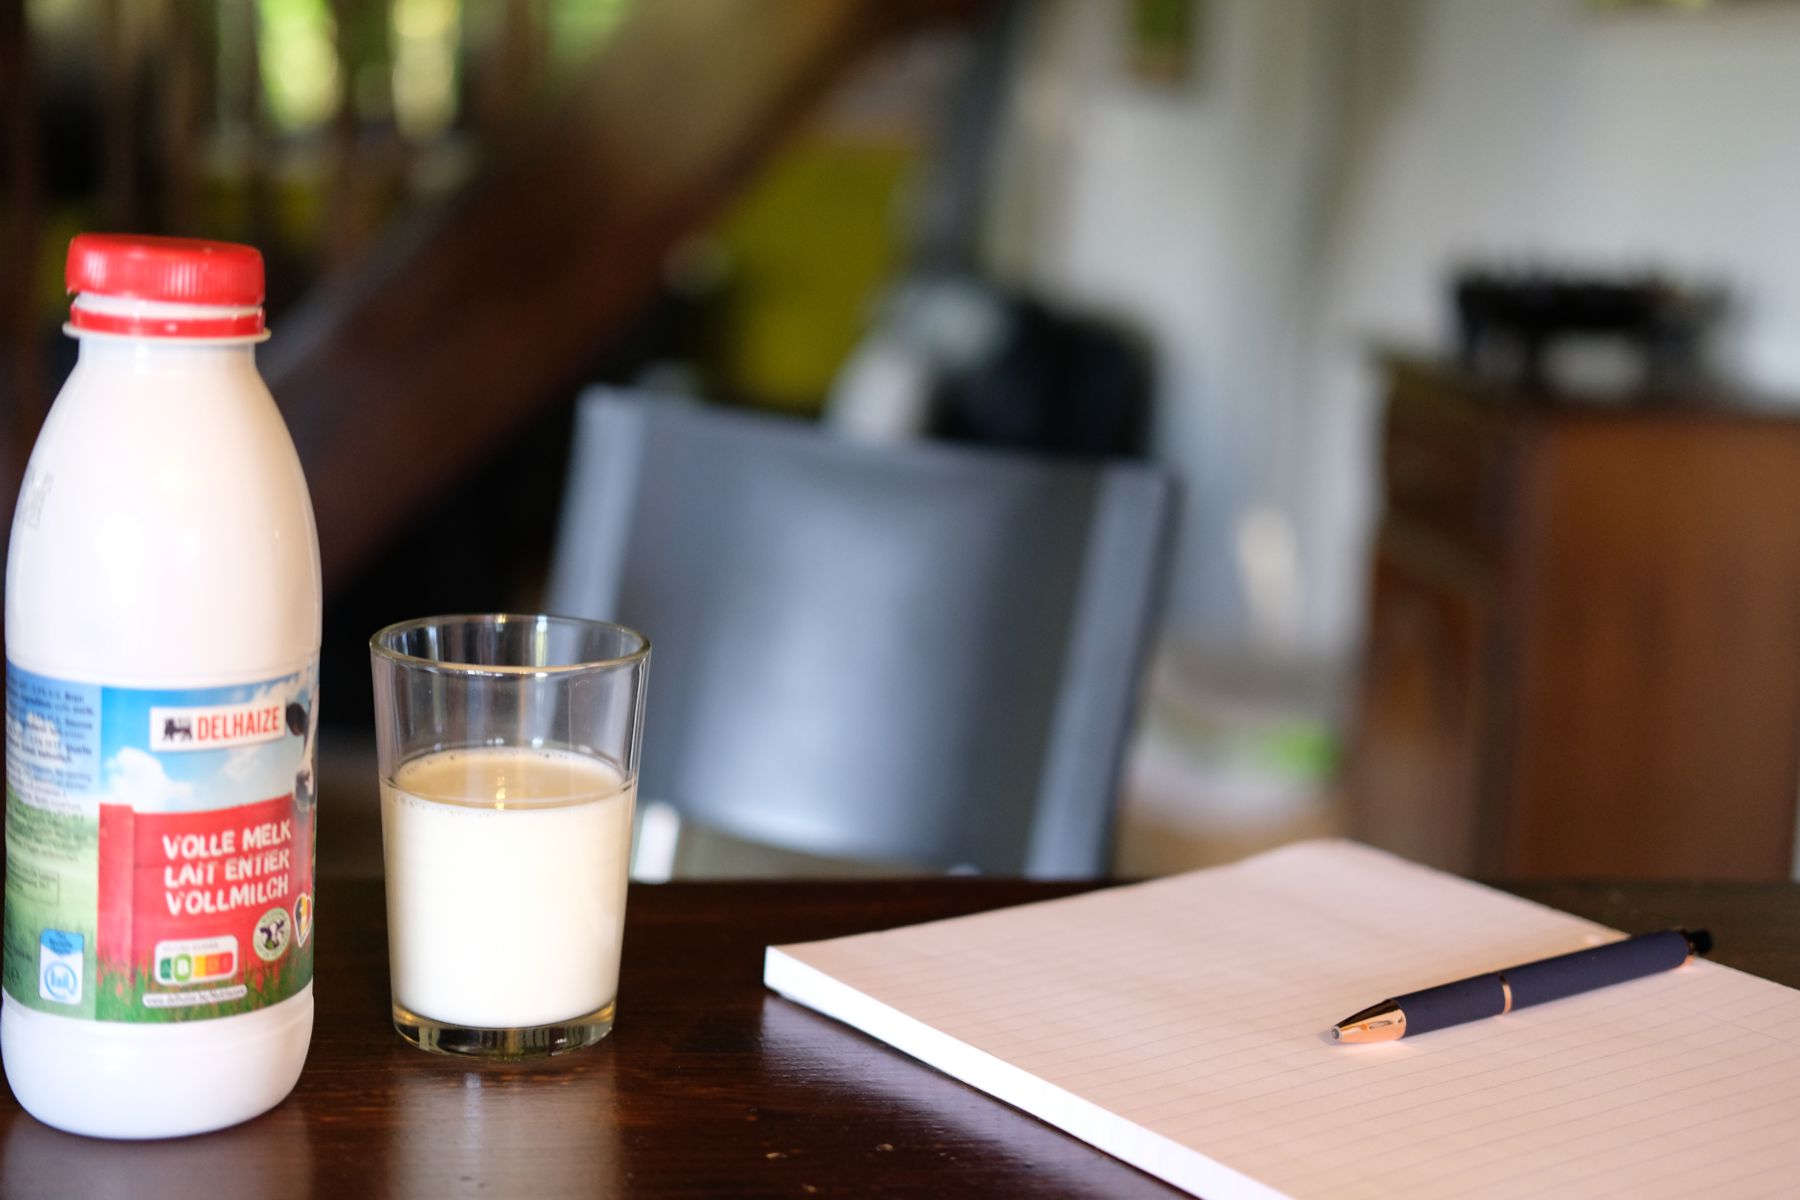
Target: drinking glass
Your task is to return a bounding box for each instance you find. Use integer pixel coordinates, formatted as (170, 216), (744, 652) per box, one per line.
(369, 614), (649, 1058)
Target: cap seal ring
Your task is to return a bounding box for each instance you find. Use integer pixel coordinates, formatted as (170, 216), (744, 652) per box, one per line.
(67, 306), (266, 339)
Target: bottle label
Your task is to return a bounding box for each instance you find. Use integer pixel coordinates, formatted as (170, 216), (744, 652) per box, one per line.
(4, 661), (317, 1022)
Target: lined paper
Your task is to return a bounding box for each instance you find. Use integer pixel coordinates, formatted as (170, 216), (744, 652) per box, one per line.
(764, 840), (1800, 1199)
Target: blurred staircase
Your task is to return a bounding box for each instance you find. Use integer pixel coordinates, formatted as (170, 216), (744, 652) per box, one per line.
(0, 0), (981, 597)
(265, 0), (981, 594)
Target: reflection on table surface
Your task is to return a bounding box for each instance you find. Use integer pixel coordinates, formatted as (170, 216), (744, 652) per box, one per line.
(385, 1061), (626, 1196)
(3, 1109), (311, 1198)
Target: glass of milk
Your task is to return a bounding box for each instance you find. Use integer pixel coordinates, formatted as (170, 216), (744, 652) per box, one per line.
(369, 615), (648, 1058)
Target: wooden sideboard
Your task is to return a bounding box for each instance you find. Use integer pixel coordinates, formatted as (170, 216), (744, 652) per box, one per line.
(1347, 358), (1800, 879)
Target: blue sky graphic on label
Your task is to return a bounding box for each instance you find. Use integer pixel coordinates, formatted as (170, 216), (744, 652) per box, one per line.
(13, 665), (320, 816)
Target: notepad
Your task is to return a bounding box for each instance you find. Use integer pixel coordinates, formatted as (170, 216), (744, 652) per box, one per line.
(763, 840), (1800, 1199)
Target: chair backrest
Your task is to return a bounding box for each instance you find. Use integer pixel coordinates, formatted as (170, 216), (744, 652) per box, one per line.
(546, 390), (1176, 877)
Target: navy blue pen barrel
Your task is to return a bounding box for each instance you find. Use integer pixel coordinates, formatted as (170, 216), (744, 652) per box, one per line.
(1503, 930), (1691, 1009)
(1393, 931), (1695, 1037)
(1397, 977), (1505, 1037)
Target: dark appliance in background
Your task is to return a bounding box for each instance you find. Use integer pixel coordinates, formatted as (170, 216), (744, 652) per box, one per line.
(1452, 268), (1727, 397)
(832, 274), (1152, 458)
(828, 0), (1152, 460)
(935, 289), (1150, 457)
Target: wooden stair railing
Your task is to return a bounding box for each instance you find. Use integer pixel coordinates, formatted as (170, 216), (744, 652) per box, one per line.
(263, 0), (981, 597)
(1, 0), (44, 503)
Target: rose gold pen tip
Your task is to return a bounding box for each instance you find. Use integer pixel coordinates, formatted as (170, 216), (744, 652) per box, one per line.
(1331, 1001), (1407, 1044)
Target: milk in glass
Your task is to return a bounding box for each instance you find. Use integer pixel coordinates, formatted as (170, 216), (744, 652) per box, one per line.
(381, 747), (634, 1029)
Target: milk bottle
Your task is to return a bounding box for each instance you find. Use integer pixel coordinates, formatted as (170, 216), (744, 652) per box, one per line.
(2, 234), (321, 1137)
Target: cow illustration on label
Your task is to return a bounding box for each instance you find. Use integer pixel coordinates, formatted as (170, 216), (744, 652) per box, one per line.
(254, 908), (291, 962)
(286, 699), (316, 813)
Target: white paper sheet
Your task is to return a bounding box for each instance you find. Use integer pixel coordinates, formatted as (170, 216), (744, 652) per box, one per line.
(765, 840), (1800, 1199)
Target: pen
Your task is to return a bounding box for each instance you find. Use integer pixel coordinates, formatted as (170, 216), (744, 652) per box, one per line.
(1331, 928), (1712, 1043)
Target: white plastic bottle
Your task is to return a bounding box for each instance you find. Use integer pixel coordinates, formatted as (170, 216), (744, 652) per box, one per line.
(2, 234), (320, 1138)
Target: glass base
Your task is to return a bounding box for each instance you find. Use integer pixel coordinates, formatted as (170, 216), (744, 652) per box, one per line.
(391, 999), (615, 1059)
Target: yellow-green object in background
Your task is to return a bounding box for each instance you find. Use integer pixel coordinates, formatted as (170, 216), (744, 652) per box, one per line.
(712, 134), (916, 414)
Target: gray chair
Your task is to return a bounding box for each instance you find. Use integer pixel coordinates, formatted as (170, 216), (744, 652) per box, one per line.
(545, 390), (1176, 878)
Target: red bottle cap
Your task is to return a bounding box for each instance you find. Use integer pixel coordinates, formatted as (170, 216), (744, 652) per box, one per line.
(65, 234), (266, 338)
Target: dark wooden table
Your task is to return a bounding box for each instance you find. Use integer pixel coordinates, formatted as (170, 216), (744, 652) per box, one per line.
(3, 875), (1797, 1198)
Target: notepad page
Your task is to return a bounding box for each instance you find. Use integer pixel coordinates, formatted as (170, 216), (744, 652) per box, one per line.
(765, 840), (1800, 1200)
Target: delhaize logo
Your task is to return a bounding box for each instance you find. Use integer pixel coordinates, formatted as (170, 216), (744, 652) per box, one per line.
(149, 701), (286, 752)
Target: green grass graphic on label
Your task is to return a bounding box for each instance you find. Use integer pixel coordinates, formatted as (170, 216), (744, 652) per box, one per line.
(97, 952), (313, 1024)
(3, 783), (100, 1018)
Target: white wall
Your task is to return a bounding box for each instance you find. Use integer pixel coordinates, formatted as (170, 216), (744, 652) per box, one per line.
(989, 0), (1800, 655)
(1301, 0), (1800, 649)
(983, 0), (1346, 647)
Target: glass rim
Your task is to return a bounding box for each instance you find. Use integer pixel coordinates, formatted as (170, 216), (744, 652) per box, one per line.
(368, 613), (650, 677)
